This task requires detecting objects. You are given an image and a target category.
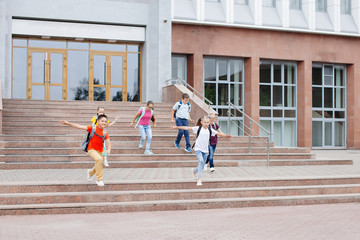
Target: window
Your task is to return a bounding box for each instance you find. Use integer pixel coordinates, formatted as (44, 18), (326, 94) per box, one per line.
(316, 0), (327, 12)
(204, 57), (245, 136)
(341, 0), (351, 15)
(290, 0), (302, 10)
(171, 55), (187, 82)
(312, 64), (346, 148)
(263, 0), (276, 7)
(235, 0), (248, 5)
(259, 61), (297, 147)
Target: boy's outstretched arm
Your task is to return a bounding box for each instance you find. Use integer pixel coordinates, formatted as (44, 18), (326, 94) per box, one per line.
(60, 120), (87, 130)
(108, 115), (119, 127)
(172, 125), (192, 131)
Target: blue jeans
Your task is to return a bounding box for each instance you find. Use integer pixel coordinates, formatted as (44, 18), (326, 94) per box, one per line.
(207, 144), (217, 168)
(175, 118), (190, 149)
(139, 125), (152, 150)
(194, 150), (208, 179)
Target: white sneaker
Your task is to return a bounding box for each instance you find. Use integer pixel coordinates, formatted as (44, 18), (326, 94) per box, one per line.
(196, 179), (202, 186)
(210, 167), (215, 172)
(87, 169), (93, 182)
(144, 150), (154, 155)
(203, 164), (207, 171)
(96, 180), (105, 187)
(139, 144), (143, 149)
(103, 156), (109, 167)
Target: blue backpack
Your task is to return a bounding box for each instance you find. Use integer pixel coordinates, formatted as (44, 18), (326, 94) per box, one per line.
(174, 101), (191, 118)
(81, 125), (107, 152)
(135, 107), (154, 128)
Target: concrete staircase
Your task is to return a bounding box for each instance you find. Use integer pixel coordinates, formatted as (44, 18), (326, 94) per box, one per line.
(0, 99), (357, 215)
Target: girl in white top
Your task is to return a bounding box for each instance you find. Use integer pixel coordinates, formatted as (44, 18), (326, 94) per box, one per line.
(172, 116), (231, 186)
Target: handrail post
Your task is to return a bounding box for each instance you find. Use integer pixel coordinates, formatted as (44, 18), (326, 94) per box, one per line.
(267, 135), (270, 168)
(227, 104), (230, 134)
(248, 122), (252, 153)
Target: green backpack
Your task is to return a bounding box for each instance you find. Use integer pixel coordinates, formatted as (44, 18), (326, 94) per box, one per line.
(135, 107), (154, 127)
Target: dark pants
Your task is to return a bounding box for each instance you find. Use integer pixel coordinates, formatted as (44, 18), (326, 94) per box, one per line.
(206, 144), (217, 168)
(175, 118), (190, 149)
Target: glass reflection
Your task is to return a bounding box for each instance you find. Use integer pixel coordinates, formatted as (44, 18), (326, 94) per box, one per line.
(94, 55), (106, 85)
(68, 51), (89, 101)
(50, 53), (63, 84)
(127, 53), (140, 101)
(12, 48), (27, 99)
(111, 88), (123, 101)
(111, 55), (123, 86)
(50, 86), (63, 100)
(93, 87), (106, 101)
(32, 52), (45, 84)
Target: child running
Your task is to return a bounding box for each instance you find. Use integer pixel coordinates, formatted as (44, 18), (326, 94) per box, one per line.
(60, 114), (111, 187)
(205, 113), (225, 172)
(130, 101), (156, 155)
(172, 116), (231, 186)
(91, 106), (119, 167)
(171, 93), (194, 153)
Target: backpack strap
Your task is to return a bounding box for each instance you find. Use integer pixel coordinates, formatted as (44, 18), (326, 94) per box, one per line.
(187, 102), (191, 112)
(192, 126), (202, 149)
(135, 107), (146, 128)
(93, 127), (107, 142)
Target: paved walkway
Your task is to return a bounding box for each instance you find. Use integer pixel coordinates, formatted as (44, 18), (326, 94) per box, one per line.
(0, 150), (359, 240)
(0, 203), (359, 240)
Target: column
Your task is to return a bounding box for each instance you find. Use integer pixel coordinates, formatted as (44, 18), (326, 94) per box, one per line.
(187, 52), (203, 95)
(244, 57), (259, 135)
(346, 64), (360, 149)
(297, 60), (313, 148)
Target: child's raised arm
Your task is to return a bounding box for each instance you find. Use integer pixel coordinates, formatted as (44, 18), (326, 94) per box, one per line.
(216, 131), (231, 138)
(108, 115), (119, 127)
(60, 120), (87, 130)
(172, 125), (192, 131)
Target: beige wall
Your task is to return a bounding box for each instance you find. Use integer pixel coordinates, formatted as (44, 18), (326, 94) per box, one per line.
(172, 23), (360, 148)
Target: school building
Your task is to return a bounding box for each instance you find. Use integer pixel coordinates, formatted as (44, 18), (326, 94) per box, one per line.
(1, 0), (360, 149)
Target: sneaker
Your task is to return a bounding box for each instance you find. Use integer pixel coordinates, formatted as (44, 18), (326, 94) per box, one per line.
(144, 150), (154, 155)
(96, 180), (105, 187)
(103, 156), (109, 167)
(210, 167), (215, 172)
(139, 144), (143, 149)
(196, 179), (202, 186)
(174, 142), (180, 149)
(184, 148), (192, 153)
(87, 169), (93, 182)
(203, 164), (207, 171)
(191, 168), (198, 180)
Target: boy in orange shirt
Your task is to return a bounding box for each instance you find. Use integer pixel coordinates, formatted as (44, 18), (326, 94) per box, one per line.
(60, 114), (111, 187)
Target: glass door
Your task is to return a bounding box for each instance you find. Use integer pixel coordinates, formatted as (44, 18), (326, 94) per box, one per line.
(27, 49), (67, 100)
(89, 52), (127, 101)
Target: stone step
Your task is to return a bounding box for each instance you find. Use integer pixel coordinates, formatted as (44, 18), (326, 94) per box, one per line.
(0, 152), (314, 162)
(1, 193), (360, 215)
(1, 184), (360, 205)
(2, 177), (359, 193)
(2, 147), (310, 155)
(0, 134), (268, 142)
(3, 141), (272, 148)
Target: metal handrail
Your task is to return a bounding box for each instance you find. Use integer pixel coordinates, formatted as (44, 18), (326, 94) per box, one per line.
(165, 77), (213, 105)
(227, 102), (272, 167)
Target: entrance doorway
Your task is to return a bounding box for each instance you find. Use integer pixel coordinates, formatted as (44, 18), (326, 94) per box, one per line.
(89, 52), (127, 101)
(27, 48), (67, 100)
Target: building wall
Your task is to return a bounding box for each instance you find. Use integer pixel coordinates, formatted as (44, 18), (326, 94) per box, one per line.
(0, 0), (171, 101)
(172, 23), (360, 148)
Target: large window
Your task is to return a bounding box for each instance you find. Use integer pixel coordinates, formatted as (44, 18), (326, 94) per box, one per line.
(312, 64), (346, 148)
(235, 0), (248, 5)
(171, 54), (187, 82)
(341, 0), (351, 15)
(263, 0), (276, 7)
(259, 61), (297, 147)
(316, 0), (327, 12)
(204, 57), (244, 136)
(290, 0), (302, 10)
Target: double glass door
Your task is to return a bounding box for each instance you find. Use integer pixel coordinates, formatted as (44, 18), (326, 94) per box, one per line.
(27, 48), (67, 100)
(89, 52), (127, 101)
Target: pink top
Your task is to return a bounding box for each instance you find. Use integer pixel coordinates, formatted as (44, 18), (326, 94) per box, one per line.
(138, 109), (152, 126)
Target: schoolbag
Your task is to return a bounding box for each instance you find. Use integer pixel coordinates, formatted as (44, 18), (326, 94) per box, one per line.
(174, 101), (191, 118)
(135, 107), (154, 128)
(191, 126), (212, 149)
(81, 125), (107, 152)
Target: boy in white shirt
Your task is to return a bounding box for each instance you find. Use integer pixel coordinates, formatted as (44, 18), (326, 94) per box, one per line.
(172, 116), (231, 186)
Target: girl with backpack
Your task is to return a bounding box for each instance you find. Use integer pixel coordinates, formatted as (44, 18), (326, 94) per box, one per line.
(131, 101), (156, 155)
(205, 113), (225, 172)
(172, 116), (231, 186)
